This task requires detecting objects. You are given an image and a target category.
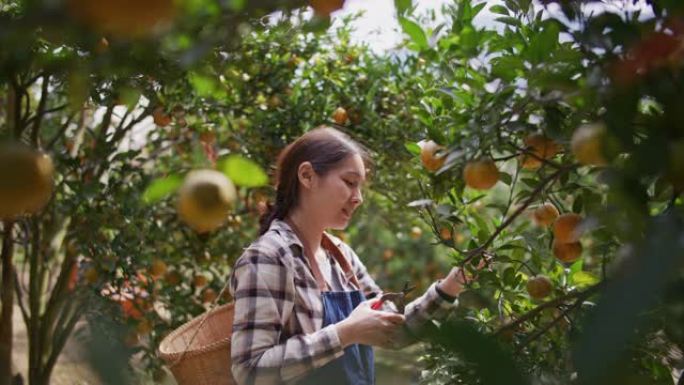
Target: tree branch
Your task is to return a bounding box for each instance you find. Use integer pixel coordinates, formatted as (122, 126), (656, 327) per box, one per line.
(516, 290), (591, 351)
(46, 113), (77, 151)
(13, 269), (30, 329)
(464, 167), (570, 263)
(0, 220), (16, 385)
(30, 74), (50, 147)
(494, 282), (604, 336)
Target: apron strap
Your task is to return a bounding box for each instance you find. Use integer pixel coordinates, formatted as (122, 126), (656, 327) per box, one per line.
(322, 233), (362, 291)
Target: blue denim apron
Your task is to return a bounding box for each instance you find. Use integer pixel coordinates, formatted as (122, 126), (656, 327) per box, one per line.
(298, 290), (375, 385)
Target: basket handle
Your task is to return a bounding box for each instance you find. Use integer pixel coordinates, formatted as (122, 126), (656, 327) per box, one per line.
(166, 276), (233, 368)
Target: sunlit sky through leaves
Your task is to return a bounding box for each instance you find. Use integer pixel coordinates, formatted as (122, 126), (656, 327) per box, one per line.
(335, 0), (653, 52)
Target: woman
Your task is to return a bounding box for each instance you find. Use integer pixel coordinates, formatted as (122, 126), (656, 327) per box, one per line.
(229, 126), (468, 385)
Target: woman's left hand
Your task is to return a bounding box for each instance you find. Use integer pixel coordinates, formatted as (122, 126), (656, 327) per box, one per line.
(438, 256), (491, 297)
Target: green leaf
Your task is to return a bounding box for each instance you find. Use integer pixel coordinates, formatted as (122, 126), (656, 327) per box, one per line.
(570, 259), (584, 274)
(142, 175), (183, 204)
(491, 56), (523, 82)
(527, 21), (560, 64)
(217, 155), (268, 188)
(399, 17), (428, 50)
(572, 271), (599, 287)
(394, 0), (412, 16)
(405, 142), (421, 156)
(495, 16), (521, 28)
(499, 172), (513, 185)
(189, 72), (221, 98)
(490, 5), (509, 15)
(227, 0), (245, 11)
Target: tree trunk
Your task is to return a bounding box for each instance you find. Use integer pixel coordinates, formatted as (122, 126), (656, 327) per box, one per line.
(0, 221), (16, 385)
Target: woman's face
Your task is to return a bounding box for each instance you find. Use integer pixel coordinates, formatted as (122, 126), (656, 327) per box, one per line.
(308, 154), (367, 230)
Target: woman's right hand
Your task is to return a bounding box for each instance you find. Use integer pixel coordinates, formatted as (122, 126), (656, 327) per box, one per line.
(335, 299), (405, 349)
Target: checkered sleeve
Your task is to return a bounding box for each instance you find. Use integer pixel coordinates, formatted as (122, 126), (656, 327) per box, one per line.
(229, 245), (345, 385)
(341, 243), (457, 346)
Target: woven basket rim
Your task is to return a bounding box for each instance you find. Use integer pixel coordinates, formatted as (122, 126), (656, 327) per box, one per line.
(158, 302), (234, 364)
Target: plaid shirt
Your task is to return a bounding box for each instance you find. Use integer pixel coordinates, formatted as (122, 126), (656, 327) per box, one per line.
(229, 219), (458, 385)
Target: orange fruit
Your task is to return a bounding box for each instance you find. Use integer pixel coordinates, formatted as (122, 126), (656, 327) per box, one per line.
(94, 37), (109, 54)
(201, 288), (218, 303)
(571, 123), (607, 166)
(268, 95), (282, 109)
(84, 267), (99, 284)
(532, 203), (560, 227)
(382, 249), (394, 261)
(332, 107), (348, 125)
(177, 170), (237, 233)
(67, 0), (176, 39)
(193, 274), (208, 288)
(120, 299), (143, 320)
(419, 140), (446, 172)
(552, 240), (583, 263)
(520, 134), (561, 169)
(526, 275), (553, 299)
(150, 259), (167, 279)
(163, 270), (182, 286)
(439, 227), (452, 241)
(310, 0), (345, 16)
(152, 107), (172, 127)
(0, 143), (55, 218)
(553, 213), (583, 243)
(463, 159), (499, 190)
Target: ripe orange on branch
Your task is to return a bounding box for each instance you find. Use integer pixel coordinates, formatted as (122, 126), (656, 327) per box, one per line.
(201, 288), (218, 303)
(571, 123), (608, 166)
(553, 213), (584, 243)
(463, 159), (499, 190)
(0, 143), (55, 219)
(520, 134), (561, 169)
(67, 0), (176, 39)
(176, 170), (237, 233)
(332, 107), (349, 125)
(310, 0), (345, 17)
(532, 203), (559, 227)
(526, 275), (553, 299)
(152, 107), (172, 127)
(439, 227), (452, 241)
(418, 140), (446, 172)
(552, 240), (583, 263)
(150, 259), (167, 279)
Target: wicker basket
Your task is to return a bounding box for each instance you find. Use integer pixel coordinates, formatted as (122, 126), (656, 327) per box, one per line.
(158, 303), (236, 385)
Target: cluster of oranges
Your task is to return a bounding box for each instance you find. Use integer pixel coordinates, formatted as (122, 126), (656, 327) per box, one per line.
(418, 123), (609, 190)
(416, 124), (613, 301)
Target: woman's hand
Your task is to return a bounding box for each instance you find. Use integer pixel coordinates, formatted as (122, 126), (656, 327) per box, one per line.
(436, 267), (468, 298)
(438, 257), (491, 297)
(335, 300), (405, 349)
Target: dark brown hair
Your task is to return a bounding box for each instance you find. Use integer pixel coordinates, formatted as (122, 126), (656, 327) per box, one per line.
(258, 126), (371, 235)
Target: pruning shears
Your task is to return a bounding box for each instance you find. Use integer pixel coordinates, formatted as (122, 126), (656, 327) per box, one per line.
(371, 281), (416, 313)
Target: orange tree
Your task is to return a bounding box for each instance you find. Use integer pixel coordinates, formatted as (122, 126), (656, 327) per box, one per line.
(0, 0), (333, 384)
(391, 1), (684, 384)
(0, 1), (445, 383)
(3, 0), (684, 384)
